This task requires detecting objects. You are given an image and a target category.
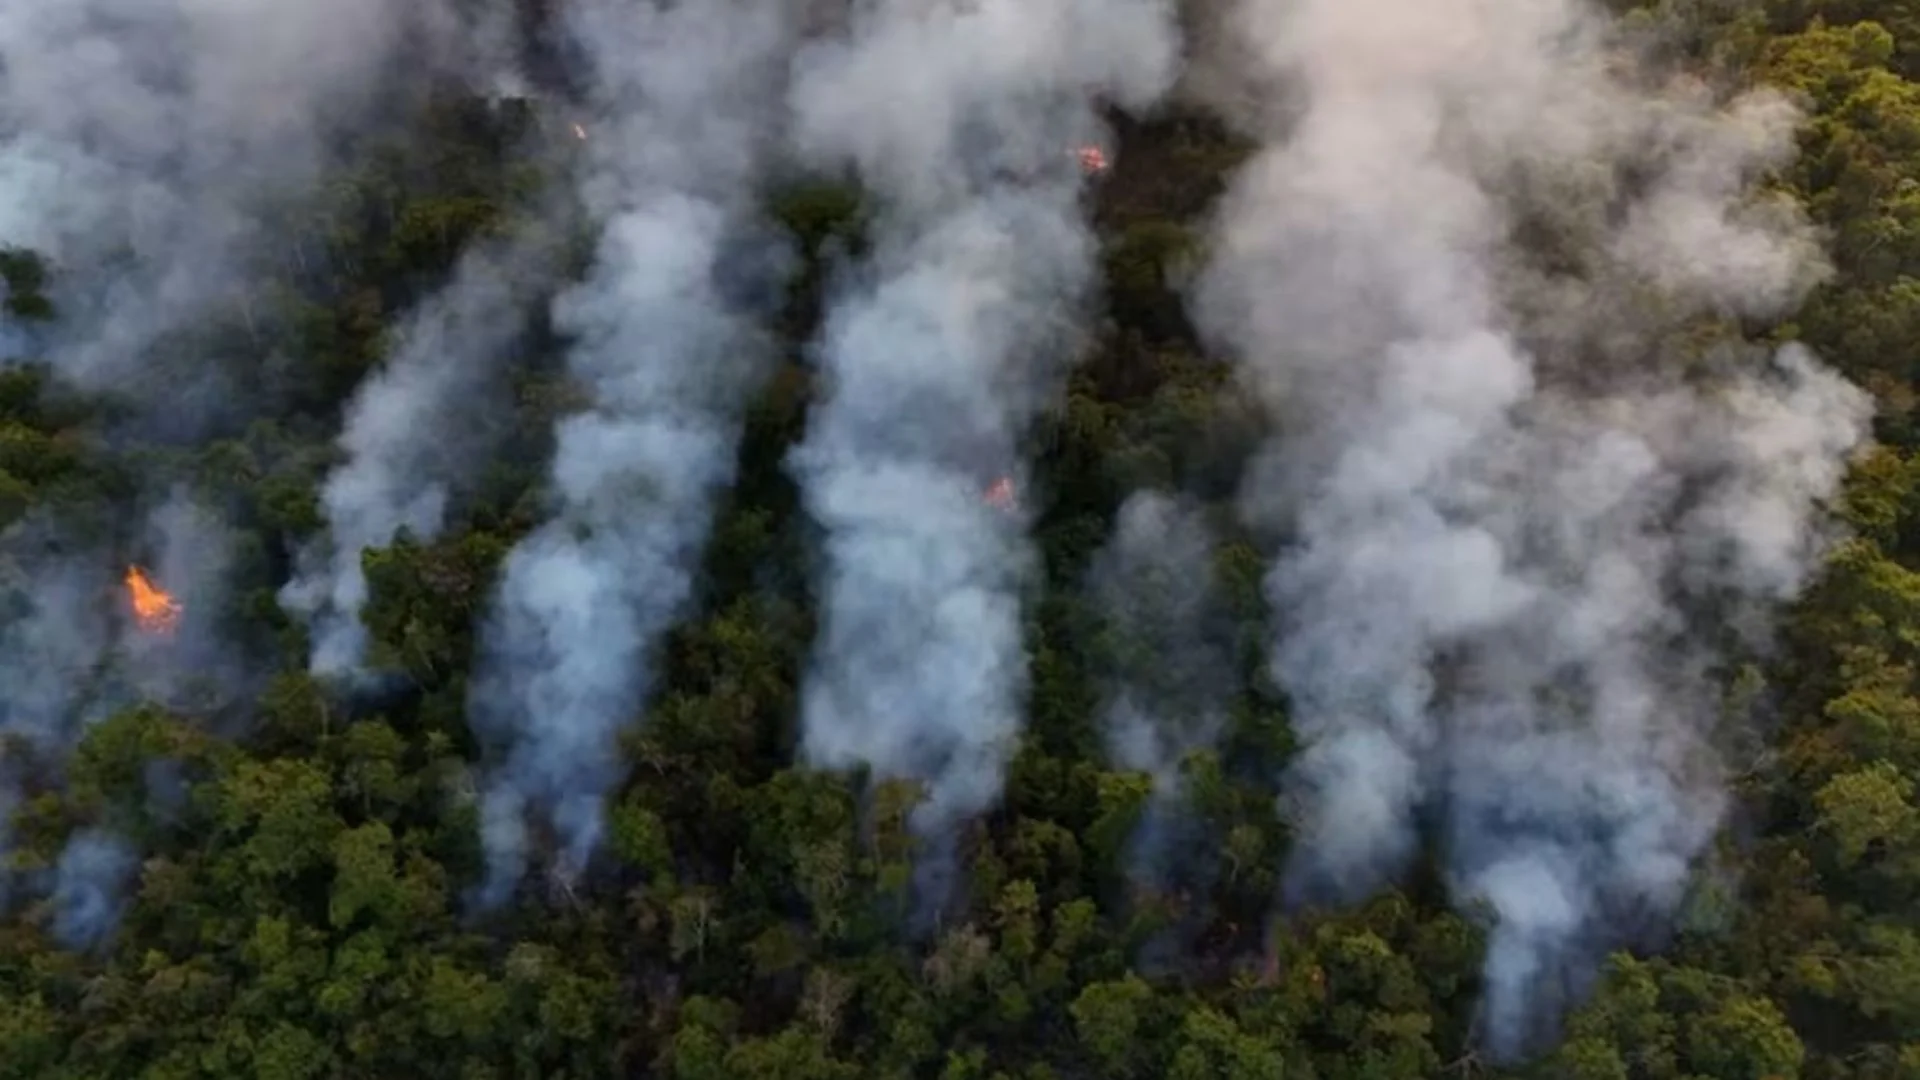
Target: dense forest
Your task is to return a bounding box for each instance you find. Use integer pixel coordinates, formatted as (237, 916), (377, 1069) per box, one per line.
(3, 0), (1920, 1076)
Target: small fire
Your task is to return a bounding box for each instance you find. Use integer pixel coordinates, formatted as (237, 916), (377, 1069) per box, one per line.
(125, 566), (181, 636)
(1074, 145), (1110, 174)
(983, 476), (1016, 511)
(572, 123), (588, 141)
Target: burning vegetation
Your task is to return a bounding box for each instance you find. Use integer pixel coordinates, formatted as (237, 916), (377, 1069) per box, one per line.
(124, 566), (181, 636)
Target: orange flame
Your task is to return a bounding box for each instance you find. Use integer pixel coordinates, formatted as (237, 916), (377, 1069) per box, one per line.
(984, 476), (1016, 511)
(125, 566), (182, 635)
(1074, 145), (1110, 174)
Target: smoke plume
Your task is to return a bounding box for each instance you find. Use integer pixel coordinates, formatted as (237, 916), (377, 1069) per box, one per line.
(0, 275), (33, 362)
(280, 243), (545, 679)
(0, 525), (114, 901)
(464, 0), (799, 907)
(0, 3), (524, 933)
(1193, 0), (1873, 1057)
(1087, 491), (1235, 881)
(123, 487), (244, 706)
(47, 827), (137, 950)
(785, 0), (1180, 903)
(0, 525), (112, 751)
(0, 485), (239, 909)
(0, 0), (486, 418)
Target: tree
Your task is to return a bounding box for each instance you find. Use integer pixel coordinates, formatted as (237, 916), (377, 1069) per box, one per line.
(1684, 995), (1805, 1080)
(1814, 762), (1919, 867)
(1071, 974), (1155, 1076)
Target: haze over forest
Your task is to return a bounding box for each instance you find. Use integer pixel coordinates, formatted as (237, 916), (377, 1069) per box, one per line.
(2, 0), (1919, 1076)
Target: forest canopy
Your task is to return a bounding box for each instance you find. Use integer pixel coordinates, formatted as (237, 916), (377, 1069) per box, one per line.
(2, 0), (1920, 1078)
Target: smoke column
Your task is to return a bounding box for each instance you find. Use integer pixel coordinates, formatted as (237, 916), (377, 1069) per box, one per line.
(784, 0), (1179, 905)
(0, 0), (467, 415)
(0, 273), (33, 361)
(123, 487), (244, 707)
(0, 486), (241, 917)
(463, 0), (799, 906)
(1192, 0), (1873, 1057)
(280, 245), (543, 678)
(48, 827), (137, 950)
(1087, 491), (1235, 881)
(0, 2), (517, 932)
(0, 523), (114, 905)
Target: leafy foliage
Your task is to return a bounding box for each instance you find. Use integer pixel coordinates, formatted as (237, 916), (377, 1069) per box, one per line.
(3, 3), (1920, 1077)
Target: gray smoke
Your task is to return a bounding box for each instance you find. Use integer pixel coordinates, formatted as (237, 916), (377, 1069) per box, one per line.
(123, 486), (243, 707)
(0, 2), (514, 929)
(0, 519), (111, 912)
(0, 0), (476, 412)
(0, 0), (504, 684)
(0, 486), (237, 908)
(0, 525), (112, 747)
(1193, 0), (1873, 1058)
(280, 243), (543, 679)
(1087, 491), (1235, 880)
(0, 275), (33, 361)
(464, 0), (799, 907)
(48, 827), (137, 950)
(786, 0), (1180, 898)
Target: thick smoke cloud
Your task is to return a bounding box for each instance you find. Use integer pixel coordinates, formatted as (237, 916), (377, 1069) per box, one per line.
(464, 0), (799, 907)
(1087, 491), (1235, 881)
(786, 0), (1179, 902)
(281, 244), (544, 679)
(0, 1), (520, 937)
(1194, 0), (1873, 1057)
(0, 0), (472, 414)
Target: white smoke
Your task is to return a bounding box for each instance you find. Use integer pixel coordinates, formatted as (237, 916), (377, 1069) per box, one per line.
(280, 243), (542, 679)
(0, 0), (479, 410)
(1194, 0), (1873, 1057)
(0, 274), (34, 362)
(124, 486), (243, 707)
(48, 827), (137, 950)
(0, 0), (520, 686)
(785, 0), (1180, 903)
(0, 486), (238, 909)
(1087, 491), (1235, 880)
(464, 0), (799, 907)
(0, 525), (114, 758)
(0, 525), (110, 906)
(0, 1), (520, 931)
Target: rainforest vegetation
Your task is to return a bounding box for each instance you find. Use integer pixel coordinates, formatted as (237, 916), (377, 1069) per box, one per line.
(4, 0), (1920, 1077)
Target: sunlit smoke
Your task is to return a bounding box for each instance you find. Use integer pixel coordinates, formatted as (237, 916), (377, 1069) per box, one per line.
(0, 0), (492, 426)
(465, 0), (799, 907)
(1194, 0), (1872, 1058)
(786, 0), (1180, 912)
(280, 242), (544, 679)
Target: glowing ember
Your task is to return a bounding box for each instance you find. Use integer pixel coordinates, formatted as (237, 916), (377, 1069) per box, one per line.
(1074, 145), (1110, 174)
(572, 123), (588, 140)
(124, 566), (181, 635)
(983, 476), (1016, 511)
